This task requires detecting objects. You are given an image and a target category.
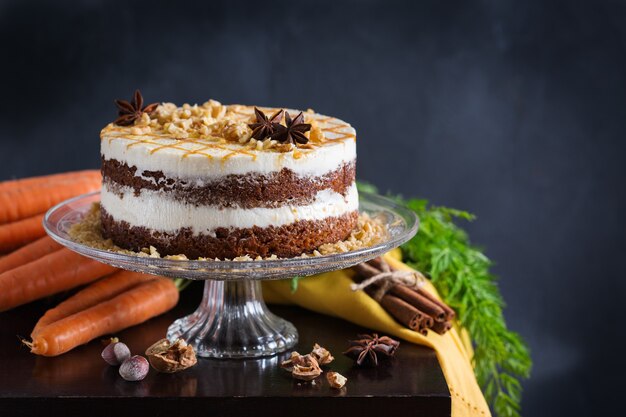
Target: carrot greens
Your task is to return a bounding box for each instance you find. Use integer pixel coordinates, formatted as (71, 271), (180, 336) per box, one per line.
(395, 195), (531, 417)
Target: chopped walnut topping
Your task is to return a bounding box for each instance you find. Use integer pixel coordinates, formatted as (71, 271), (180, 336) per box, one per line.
(104, 97), (342, 151)
(326, 371), (347, 389)
(310, 343), (334, 365)
(130, 125), (151, 135)
(221, 119), (251, 143)
(115, 99), (252, 142)
(306, 118), (325, 143)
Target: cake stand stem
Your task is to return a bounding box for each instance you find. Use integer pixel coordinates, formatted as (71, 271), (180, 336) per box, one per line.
(167, 279), (298, 359)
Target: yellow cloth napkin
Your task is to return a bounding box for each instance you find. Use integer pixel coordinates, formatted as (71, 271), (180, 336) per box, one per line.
(262, 249), (491, 417)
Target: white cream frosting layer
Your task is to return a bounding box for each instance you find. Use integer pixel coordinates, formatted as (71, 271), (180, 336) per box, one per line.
(101, 182), (359, 234)
(100, 109), (356, 181)
(101, 137), (355, 181)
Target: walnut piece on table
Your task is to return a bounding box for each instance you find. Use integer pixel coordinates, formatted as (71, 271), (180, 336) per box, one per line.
(280, 352), (323, 381)
(311, 343), (334, 365)
(326, 371), (347, 389)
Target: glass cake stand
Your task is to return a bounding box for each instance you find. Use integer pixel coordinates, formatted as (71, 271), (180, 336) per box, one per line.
(43, 191), (418, 359)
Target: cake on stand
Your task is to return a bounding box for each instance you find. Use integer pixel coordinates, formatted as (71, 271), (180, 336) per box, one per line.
(43, 191), (418, 359)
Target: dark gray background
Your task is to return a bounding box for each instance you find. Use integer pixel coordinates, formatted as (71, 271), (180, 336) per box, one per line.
(1, 0), (624, 415)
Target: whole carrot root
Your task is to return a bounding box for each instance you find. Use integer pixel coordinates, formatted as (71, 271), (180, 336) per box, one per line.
(0, 171), (101, 224)
(32, 270), (156, 336)
(0, 236), (62, 274)
(0, 214), (46, 253)
(0, 248), (116, 312)
(0, 170), (101, 194)
(29, 278), (179, 356)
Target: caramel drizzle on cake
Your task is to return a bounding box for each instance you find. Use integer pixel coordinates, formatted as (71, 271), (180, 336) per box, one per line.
(101, 103), (356, 162)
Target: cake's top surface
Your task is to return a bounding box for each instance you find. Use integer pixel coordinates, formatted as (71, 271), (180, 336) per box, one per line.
(100, 98), (356, 179)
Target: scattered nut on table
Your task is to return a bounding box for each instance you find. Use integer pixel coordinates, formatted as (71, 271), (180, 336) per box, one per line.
(310, 343), (334, 365)
(280, 351), (303, 371)
(101, 341), (131, 366)
(281, 351), (321, 374)
(326, 371), (347, 389)
(291, 354), (322, 381)
(119, 355), (149, 381)
(145, 338), (197, 373)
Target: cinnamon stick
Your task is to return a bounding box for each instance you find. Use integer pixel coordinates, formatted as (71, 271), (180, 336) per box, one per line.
(416, 288), (456, 321)
(432, 321), (452, 335)
(351, 262), (381, 281)
(367, 257), (390, 273)
(379, 294), (424, 330)
(420, 315), (434, 329)
(352, 257), (456, 337)
(389, 285), (447, 322)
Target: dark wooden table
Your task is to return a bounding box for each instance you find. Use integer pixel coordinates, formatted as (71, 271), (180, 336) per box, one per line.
(0, 282), (450, 417)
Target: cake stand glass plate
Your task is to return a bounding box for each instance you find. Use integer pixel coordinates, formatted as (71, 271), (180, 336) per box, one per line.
(43, 191), (418, 359)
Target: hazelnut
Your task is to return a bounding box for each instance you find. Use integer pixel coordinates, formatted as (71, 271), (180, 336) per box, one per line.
(101, 342), (131, 366)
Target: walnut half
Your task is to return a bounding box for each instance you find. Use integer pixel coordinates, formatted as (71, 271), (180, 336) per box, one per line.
(281, 352), (322, 381)
(145, 338), (197, 373)
(292, 354), (322, 381)
(280, 351), (303, 371)
(311, 343), (334, 365)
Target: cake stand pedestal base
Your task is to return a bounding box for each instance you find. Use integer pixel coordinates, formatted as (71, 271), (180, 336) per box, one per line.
(166, 280), (298, 358)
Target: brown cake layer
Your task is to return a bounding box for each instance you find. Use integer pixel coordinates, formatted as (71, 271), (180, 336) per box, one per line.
(101, 209), (359, 259)
(101, 158), (356, 209)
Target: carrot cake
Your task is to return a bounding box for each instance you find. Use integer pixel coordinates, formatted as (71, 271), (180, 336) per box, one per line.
(99, 91), (357, 259)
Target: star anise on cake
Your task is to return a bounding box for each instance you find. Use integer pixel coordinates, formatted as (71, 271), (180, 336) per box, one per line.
(114, 90), (159, 126)
(248, 107), (285, 140)
(343, 333), (400, 366)
(270, 111), (312, 145)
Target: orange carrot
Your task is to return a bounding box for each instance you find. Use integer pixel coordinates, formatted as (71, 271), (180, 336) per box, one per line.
(31, 270), (157, 336)
(0, 170), (101, 193)
(0, 214), (46, 252)
(0, 176), (101, 224)
(0, 235), (62, 274)
(0, 248), (116, 312)
(29, 278), (179, 356)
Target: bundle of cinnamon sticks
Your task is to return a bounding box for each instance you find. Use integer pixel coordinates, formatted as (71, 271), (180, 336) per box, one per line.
(351, 257), (455, 335)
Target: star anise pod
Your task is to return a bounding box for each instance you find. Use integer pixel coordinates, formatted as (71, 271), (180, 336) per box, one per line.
(114, 89), (159, 126)
(270, 111), (311, 145)
(343, 333), (400, 366)
(248, 107), (284, 140)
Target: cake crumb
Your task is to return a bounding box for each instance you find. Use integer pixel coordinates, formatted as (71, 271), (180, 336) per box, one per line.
(316, 212), (388, 255)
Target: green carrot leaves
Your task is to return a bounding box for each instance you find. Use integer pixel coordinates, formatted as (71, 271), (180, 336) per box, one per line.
(399, 196), (531, 417)
(357, 183), (531, 417)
